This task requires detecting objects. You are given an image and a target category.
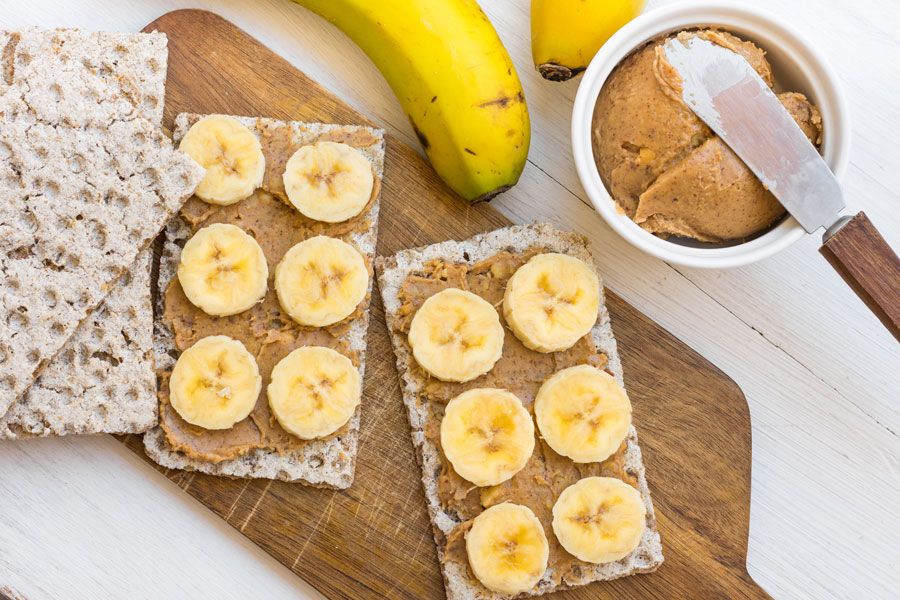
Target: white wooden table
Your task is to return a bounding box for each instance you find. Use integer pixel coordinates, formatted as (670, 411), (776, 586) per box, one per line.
(1, 1), (897, 598)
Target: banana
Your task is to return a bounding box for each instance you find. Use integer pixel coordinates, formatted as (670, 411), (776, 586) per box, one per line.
(275, 236), (368, 327)
(440, 388), (535, 487)
(283, 141), (375, 223)
(267, 346), (361, 440)
(465, 503), (549, 594)
(503, 253), (600, 353)
(552, 476), (646, 564)
(177, 223), (269, 317)
(408, 288), (504, 382)
(531, 0), (644, 81)
(292, 0), (530, 202)
(534, 365), (631, 463)
(178, 115), (265, 205)
(169, 335), (262, 430)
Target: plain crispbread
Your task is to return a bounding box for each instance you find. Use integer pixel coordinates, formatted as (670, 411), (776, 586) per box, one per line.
(0, 28), (167, 126)
(0, 251), (156, 438)
(375, 223), (664, 599)
(0, 28), (203, 428)
(142, 113), (385, 488)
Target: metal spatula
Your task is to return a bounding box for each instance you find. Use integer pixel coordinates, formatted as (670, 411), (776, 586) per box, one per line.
(663, 36), (900, 341)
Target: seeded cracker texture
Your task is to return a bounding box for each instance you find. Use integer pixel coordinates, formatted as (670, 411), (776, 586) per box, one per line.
(0, 28), (204, 423)
(142, 113), (385, 488)
(375, 224), (664, 599)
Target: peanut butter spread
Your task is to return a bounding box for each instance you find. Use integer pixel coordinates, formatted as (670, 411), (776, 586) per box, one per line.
(593, 29), (824, 242)
(394, 249), (637, 587)
(159, 121), (381, 463)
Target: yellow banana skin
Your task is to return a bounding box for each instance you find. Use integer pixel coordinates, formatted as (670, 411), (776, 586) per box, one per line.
(531, 0), (644, 81)
(292, 0), (530, 202)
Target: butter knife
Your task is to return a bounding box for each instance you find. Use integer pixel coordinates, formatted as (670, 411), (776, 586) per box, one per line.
(663, 36), (900, 341)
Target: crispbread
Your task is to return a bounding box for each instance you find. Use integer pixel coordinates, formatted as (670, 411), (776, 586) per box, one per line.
(375, 223), (664, 599)
(142, 113), (385, 488)
(0, 28), (181, 438)
(0, 112), (203, 416)
(0, 28), (167, 127)
(0, 251), (155, 438)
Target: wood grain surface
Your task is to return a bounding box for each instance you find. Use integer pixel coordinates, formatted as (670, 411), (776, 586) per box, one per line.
(119, 10), (768, 599)
(821, 212), (900, 340)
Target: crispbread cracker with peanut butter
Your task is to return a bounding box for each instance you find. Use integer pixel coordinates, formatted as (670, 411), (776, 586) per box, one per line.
(143, 113), (385, 488)
(0, 28), (204, 429)
(375, 224), (663, 599)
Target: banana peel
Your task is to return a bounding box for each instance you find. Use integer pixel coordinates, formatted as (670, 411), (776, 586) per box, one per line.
(292, 0), (530, 202)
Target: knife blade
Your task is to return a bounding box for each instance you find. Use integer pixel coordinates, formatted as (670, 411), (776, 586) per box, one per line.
(663, 35), (900, 341)
(662, 36), (844, 234)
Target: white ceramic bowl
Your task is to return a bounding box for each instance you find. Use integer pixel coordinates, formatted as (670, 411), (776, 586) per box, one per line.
(571, 0), (851, 268)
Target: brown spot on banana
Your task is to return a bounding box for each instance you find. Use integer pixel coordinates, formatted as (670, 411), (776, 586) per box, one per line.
(411, 122), (429, 150)
(478, 91), (525, 109)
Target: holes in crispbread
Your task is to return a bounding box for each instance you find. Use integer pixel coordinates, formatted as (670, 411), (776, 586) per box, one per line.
(90, 350), (120, 368)
(60, 347), (75, 366)
(42, 288), (58, 308)
(74, 291), (91, 309)
(42, 258), (64, 272)
(113, 195), (129, 210)
(17, 211), (38, 234)
(88, 325), (105, 346)
(86, 219), (108, 248)
(49, 82), (63, 103)
(92, 404), (109, 422)
(8, 245), (33, 261)
(103, 265), (121, 282)
(90, 368), (106, 384)
(6, 309), (28, 333)
(126, 386), (140, 402)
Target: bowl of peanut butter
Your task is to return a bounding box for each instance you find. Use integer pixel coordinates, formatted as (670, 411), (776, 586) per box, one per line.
(572, 1), (850, 268)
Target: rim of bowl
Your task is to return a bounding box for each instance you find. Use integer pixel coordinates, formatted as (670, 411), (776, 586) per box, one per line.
(571, 0), (851, 269)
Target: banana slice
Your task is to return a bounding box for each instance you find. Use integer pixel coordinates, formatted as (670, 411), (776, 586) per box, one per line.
(275, 236), (368, 327)
(283, 141), (375, 223)
(408, 288), (504, 382)
(440, 388), (534, 487)
(169, 335), (262, 430)
(267, 346), (361, 440)
(177, 223), (269, 317)
(503, 253), (600, 353)
(534, 365), (631, 463)
(466, 503), (549, 595)
(178, 115), (265, 205)
(552, 477), (646, 564)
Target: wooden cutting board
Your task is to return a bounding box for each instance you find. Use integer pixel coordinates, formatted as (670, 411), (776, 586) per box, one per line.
(120, 10), (769, 599)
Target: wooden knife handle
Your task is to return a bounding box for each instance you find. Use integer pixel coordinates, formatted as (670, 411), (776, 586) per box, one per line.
(820, 211), (900, 341)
